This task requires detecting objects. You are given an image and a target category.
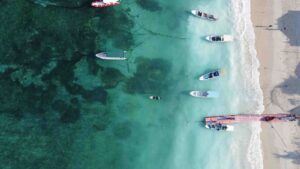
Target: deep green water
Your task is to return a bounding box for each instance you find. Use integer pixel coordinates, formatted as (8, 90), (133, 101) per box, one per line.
(0, 0), (263, 169)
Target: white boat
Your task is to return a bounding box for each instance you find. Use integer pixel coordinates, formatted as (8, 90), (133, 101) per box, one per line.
(189, 91), (219, 98)
(191, 10), (217, 21)
(205, 35), (233, 42)
(199, 69), (223, 80)
(95, 51), (127, 60)
(91, 0), (120, 8)
(205, 124), (234, 131)
(149, 96), (161, 100)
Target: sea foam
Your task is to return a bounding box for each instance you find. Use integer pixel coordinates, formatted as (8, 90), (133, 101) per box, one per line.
(231, 0), (264, 169)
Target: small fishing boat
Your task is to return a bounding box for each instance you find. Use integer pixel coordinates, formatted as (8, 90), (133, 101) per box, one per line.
(149, 96), (161, 100)
(95, 51), (127, 60)
(91, 0), (120, 8)
(199, 69), (223, 80)
(205, 35), (233, 42)
(189, 91), (219, 98)
(191, 10), (217, 21)
(205, 123), (234, 131)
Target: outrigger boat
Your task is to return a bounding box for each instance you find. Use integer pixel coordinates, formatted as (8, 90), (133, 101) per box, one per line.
(205, 114), (298, 125)
(91, 0), (120, 8)
(149, 96), (161, 100)
(199, 69), (223, 80)
(95, 51), (127, 60)
(190, 90), (219, 98)
(205, 123), (234, 131)
(191, 10), (217, 21)
(204, 113), (299, 131)
(206, 35), (233, 42)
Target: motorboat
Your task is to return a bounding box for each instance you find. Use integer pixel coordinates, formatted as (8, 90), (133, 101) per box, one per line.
(199, 69), (222, 80)
(95, 51), (127, 60)
(205, 123), (234, 131)
(91, 0), (120, 8)
(191, 10), (217, 21)
(189, 90), (219, 98)
(149, 96), (161, 100)
(205, 35), (233, 42)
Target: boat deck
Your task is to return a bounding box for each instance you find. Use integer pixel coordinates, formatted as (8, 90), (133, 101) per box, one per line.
(205, 114), (299, 124)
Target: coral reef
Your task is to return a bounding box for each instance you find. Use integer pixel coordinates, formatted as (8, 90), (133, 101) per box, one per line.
(125, 57), (172, 94)
(0, 0), (136, 168)
(27, 0), (90, 8)
(136, 0), (162, 12)
(100, 67), (126, 89)
(113, 121), (132, 139)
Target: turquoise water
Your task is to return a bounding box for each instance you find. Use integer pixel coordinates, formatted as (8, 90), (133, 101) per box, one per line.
(0, 0), (263, 169)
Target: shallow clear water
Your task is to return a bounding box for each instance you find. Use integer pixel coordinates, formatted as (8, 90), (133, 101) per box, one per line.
(0, 0), (263, 169)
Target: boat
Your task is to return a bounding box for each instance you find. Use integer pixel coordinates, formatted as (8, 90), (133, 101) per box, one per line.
(205, 35), (233, 42)
(205, 123), (234, 131)
(199, 69), (223, 80)
(149, 96), (161, 100)
(190, 90), (219, 98)
(191, 10), (217, 21)
(91, 0), (120, 8)
(205, 113), (299, 125)
(95, 51), (127, 60)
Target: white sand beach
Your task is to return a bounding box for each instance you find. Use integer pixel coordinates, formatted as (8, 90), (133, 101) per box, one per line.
(251, 0), (300, 168)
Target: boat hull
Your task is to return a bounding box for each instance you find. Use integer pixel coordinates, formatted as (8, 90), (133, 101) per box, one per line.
(199, 74), (218, 80)
(205, 114), (298, 125)
(205, 35), (233, 42)
(190, 91), (219, 98)
(199, 69), (222, 80)
(95, 52), (127, 60)
(191, 10), (217, 21)
(91, 1), (120, 8)
(205, 124), (234, 131)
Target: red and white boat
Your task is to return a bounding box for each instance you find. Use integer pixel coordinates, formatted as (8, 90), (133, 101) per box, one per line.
(205, 113), (298, 125)
(91, 0), (120, 8)
(204, 113), (299, 131)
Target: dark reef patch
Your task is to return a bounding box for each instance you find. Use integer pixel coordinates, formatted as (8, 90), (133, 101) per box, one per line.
(0, 0), (136, 118)
(59, 105), (81, 123)
(93, 111), (113, 131)
(0, 69), (57, 118)
(52, 98), (81, 124)
(136, 0), (162, 12)
(86, 55), (103, 75)
(0, 0), (136, 168)
(113, 121), (132, 139)
(100, 67), (126, 89)
(82, 87), (108, 104)
(26, 0), (90, 8)
(125, 57), (172, 94)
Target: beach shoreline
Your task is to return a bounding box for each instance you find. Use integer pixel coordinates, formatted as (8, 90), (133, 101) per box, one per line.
(251, 0), (300, 168)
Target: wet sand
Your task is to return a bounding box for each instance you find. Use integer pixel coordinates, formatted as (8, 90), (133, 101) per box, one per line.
(251, 0), (300, 168)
